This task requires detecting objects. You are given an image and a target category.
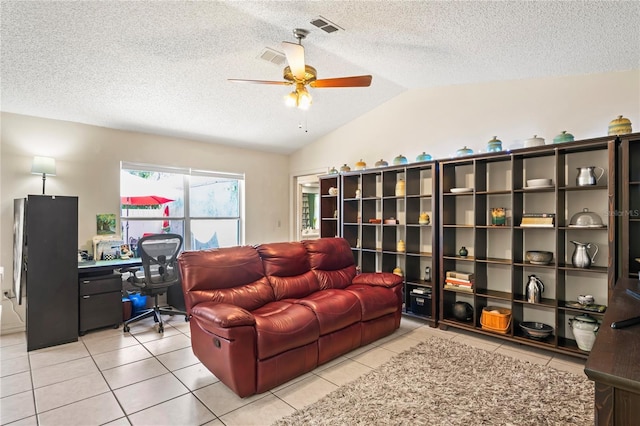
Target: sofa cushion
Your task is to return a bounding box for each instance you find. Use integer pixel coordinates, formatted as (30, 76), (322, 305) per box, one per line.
(253, 301), (320, 360)
(297, 289), (362, 335)
(303, 238), (357, 289)
(178, 246), (274, 312)
(345, 284), (400, 321)
(257, 242), (320, 299)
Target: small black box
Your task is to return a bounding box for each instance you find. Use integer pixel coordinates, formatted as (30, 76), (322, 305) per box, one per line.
(410, 288), (432, 317)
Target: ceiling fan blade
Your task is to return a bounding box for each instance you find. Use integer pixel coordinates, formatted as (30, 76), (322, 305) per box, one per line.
(281, 41), (306, 80)
(228, 79), (290, 85)
(310, 75), (373, 88)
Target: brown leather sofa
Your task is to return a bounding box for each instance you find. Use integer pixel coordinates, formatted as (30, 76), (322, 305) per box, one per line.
(177, 237), (403, 397)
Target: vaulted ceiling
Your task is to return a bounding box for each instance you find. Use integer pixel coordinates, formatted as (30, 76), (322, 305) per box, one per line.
(2, 1), (638, 154)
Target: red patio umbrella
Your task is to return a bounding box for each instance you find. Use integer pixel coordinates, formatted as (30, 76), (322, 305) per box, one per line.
(120, 172), (177, 242)
(121, 194), (174, 205)
(120, 172), (176, 206)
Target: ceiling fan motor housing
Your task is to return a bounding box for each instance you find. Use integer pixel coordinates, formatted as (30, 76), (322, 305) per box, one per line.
(284, 65), (317, 84)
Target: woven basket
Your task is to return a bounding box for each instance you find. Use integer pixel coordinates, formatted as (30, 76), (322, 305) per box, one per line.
(480, 306), (512, 334)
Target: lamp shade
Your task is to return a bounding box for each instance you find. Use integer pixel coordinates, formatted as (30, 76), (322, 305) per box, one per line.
(31, 156), (56, 176)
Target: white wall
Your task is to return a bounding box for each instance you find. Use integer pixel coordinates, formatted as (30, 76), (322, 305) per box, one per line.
(0, 113), (290, 333)
(289, 70), (640, 175)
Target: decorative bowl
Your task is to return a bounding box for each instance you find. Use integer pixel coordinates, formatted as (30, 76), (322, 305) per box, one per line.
(354, 159), (367, 170)
(526, 178), (552, 187)
(415, 152), (432, 162)
(578, 294), (595, 305)
(456, 146), (474, 157)
(525, 250), (553, 265)
(520, 321), (553, 340)
(553, 130), (575, 144)
(486, 136), (502, 152)
(451, 187), (473, 193)
(393, 154), (408, 165)
(608, 115), (632, 136)
(524, 135), (545, 148)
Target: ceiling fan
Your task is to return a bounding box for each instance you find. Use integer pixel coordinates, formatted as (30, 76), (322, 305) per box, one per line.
(228, 28), (372, 110)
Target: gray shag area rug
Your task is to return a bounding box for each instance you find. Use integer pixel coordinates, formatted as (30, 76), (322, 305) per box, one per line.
(274, 337), (593, 426)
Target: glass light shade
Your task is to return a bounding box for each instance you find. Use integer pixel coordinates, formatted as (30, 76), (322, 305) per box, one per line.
(284, 91), (298, 108)
(31, 156), (56, 175)
(297, 88), (312, 110)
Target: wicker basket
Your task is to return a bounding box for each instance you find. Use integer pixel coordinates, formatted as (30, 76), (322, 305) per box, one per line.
(480, 306), (512, 334)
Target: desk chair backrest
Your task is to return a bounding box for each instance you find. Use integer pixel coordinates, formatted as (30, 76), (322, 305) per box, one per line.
(138, 233), (183, 289)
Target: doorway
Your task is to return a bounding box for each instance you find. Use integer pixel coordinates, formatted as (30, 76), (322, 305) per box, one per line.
(295, 174), (321, 241)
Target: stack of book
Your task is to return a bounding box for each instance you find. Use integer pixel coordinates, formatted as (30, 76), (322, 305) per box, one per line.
(520, 213), (555, 227)
(444, 271), (474, 292)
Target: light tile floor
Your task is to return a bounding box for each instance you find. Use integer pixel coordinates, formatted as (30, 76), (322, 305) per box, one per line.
(0, 316), (587, 426)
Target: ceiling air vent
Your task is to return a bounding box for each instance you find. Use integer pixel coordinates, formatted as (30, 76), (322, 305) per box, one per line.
(310, 16), (343, 34)
(258, 47), (286, 66)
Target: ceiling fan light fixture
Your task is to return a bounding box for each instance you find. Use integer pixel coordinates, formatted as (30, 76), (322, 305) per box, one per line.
(284, 84), (312, 109)
(297, 87), (312, 110)
(284, 91), (298, 108)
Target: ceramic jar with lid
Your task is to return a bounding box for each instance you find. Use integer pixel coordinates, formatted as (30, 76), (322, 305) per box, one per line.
(354, 159), (367, 170)
(456, 146), (473, 157)
(392, 266), (403, 276)
(553, 131), (575, 144)
(339, 164), (351, 172)
(524, 135), (545, 148)
(608, 115), (632, 135)
(395, 179), (405, 196)
(397, 240), (406, 252)
(486, 136), (502, 152)
(393, 154), (408, 165)
(419, 212), (430, 225)
(569, 313), (600, 351)
(374, 159), (388, 167)
(415, 152), (432, 162)
(328, 166), (338, 174)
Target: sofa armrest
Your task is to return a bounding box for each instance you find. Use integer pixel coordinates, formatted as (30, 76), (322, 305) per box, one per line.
(191, 302), (256, 330)
(352, 272), (403, 288)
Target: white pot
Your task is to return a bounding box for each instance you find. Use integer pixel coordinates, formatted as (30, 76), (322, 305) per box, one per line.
(569, 314), (599, 351)
(524, 135), (545, 148)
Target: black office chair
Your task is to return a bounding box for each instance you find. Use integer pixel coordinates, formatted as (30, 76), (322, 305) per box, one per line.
(122, 233), (188, 333)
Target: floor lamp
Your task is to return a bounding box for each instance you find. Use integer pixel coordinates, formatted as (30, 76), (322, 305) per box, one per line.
(31, 156), (56, 195)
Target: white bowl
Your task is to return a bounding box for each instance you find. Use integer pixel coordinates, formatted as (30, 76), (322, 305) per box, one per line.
(451, 187), (473, 193)
(526, 178), (552, 187)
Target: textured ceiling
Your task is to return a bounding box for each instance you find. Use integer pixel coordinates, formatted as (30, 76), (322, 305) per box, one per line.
(2, 1), (639, 154)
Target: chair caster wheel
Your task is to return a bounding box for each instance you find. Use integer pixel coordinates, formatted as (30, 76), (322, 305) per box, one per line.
(113, 324), (119, 329)
(123, 325), (130, 333)
(158, 325), (164, 333)
(184, 316), (189, 322)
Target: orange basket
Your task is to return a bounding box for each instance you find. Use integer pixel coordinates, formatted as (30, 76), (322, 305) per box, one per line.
(480, 306), (512, 334)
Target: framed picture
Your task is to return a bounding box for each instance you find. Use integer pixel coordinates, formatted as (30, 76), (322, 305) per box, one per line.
(97, 213), (116, 235)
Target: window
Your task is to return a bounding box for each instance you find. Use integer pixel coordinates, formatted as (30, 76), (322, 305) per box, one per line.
(120, 162), (244, 252)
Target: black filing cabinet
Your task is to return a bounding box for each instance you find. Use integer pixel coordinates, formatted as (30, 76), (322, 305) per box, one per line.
(79, 273), (122, 335)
